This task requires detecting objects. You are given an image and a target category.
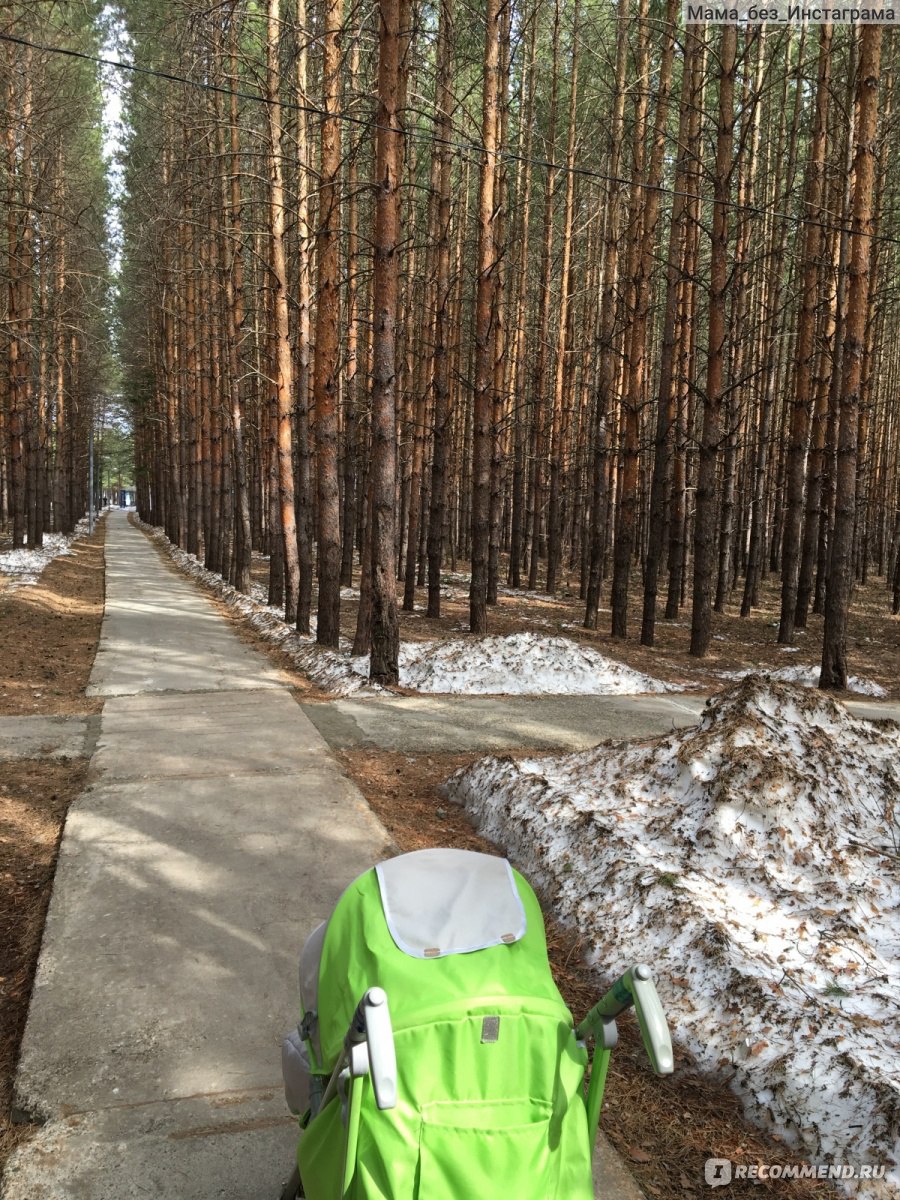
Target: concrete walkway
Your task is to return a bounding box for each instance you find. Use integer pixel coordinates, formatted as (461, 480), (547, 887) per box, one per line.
(0, 714), (99, 761)
(2, 512), (393, 1199)
(302, 691), (900, 754)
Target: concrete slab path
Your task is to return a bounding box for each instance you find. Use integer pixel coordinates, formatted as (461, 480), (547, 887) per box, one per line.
(301, 691), (900, 755)
(301, 693), (706, 753)
(2, 512), (393, 1199)
(0, 714), (97, 761)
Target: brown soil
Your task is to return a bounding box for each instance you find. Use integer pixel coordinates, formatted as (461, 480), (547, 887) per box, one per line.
(0, 522), (107, 716)
(0, 520), (105, 1173)
(338, 748), (826, 1199)
(0, 759), (90, 1167)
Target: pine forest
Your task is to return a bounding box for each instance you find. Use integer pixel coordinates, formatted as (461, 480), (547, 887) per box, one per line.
(2, 3), (899, 689)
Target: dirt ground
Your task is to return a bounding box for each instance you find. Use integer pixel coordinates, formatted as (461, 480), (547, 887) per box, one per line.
(0, 524), (107, 716)
(338, 748), (827, 1199)
(250, 554), (900, 698)
(0, 519), (106, 1172)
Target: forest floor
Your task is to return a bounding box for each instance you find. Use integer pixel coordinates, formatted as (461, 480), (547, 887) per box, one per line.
(0, 520), (106, 1173)
(254, 556), (899, 700)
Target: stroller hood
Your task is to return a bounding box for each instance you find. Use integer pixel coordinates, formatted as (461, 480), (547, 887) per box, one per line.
(310, 848), (573, 1071)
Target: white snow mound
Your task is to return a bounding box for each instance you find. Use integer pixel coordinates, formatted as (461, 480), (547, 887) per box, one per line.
(0, 519), (90, 590)
(446, 677), (900, 1194)
(722, 663), (887, 698)
(390, 632), (675, 695)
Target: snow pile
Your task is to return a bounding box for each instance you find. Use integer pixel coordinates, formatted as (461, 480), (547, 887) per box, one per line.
(361, 632), (675, 695)
(136, 521), (382, 697)
(721, 664), (887, 698)
(0, 518), (91, 590)
(446, 677), (900, 1193)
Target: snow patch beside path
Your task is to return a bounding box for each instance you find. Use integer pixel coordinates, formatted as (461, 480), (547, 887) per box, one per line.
(0, 517), (91, 590)
(721, 664), (887, 698)
(376, 632), (675, 695)
(446, 677), (900, 1195)
(136, 521), (382, 697)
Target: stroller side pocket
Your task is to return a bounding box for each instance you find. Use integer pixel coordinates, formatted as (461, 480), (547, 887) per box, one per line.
(282, 1027), (314, 1118)
(417, 1099), (560, 1200)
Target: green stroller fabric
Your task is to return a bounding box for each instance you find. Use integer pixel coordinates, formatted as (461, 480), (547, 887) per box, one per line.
(297, 852), (595, 1200)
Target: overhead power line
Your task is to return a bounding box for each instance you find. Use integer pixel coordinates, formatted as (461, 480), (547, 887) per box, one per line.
(1, 29), (898, 251)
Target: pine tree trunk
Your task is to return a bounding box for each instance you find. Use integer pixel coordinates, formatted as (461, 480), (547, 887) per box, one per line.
(425, 0), (455, 620)
(778, 23), (832, 643)
(690, 24), (736, 658)
(641, 23), (698, 644)
(546, 0), (581, 596)
(584, 0), (629, 629)
(314, 0), (345, 647)
(369, 0), (405, 683)
(295, 0), (315, 631)
(527, 0), (560, 593)
(506, 17), (537, 591)
(821, 25), (881, 689)
(468, 0), (502, 635)
(611, 0), (675, 636)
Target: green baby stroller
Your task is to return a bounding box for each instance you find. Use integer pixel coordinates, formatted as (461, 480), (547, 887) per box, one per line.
(280, 848), (673, 1199)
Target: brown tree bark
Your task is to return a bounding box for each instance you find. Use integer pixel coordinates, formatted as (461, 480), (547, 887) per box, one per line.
(778, 23), (832, 644)
(584, 0), (629, 630)
(690, 24), (736, 658)
(546, 0), (581, 597)
(314, 0), (344, 647)
(821, 25), (882, 690)
(425, 0), (456, 619)
(265, 0), (301, 623)
(295, 0), (315, 632)
(506, 14), (537, 592)
(641, 23), (700, 644)
(369, 0), (405, 684)
(468, 0), (502, 635)
(611, 0), (676, 636)
(527, 0), (560, 593)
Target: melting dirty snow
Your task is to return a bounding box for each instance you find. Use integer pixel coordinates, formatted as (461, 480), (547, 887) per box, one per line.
(0, 517), (91, 589)
(720, 664), (887, 698)
(355, 632), (676, 695)
(446, 677), (900, 1194)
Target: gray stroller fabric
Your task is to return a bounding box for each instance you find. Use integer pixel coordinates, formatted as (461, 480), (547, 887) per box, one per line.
(282, 1026), (312, 1116)
(298, 920), (327, 1062)
(374, 848), (527, 959)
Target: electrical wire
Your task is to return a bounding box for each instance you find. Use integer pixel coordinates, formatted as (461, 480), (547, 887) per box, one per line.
(1, 28), (899, 250)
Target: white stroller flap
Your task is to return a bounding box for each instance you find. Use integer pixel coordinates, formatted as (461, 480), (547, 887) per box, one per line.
(282, 1027), (313, 1115)
(375, 849), (527, 959)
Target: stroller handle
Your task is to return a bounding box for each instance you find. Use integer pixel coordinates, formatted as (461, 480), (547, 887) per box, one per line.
(577, 964), (674, 1076)
(353, 987), (397, 1111)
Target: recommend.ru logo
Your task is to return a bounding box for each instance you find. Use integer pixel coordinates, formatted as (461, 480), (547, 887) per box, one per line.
(705, 1159), (732, 1187)
(704, 1158), (888, 1186)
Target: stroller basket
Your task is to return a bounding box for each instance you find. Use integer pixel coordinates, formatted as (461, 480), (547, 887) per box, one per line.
(281, 848), (672, 1200)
